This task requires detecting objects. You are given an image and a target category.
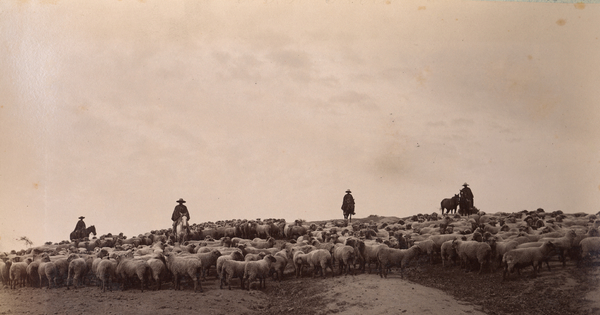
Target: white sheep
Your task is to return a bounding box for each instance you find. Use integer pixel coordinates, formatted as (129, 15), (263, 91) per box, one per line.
(440, 239), (457, 267)
(220, 259), (247, 290)
(9, 257), (32, 289)
(38, 258), (58, 289)
(114, 255), (151, 292)
(579, 237), (600, 264)
(196, 249), (221, 280)
(147, 253), (169, 291)
(362, 243), (388, 274)
(66, 253), (88, 289)
(452, 239), (492, 274)
(414, 239), (435, 264)
(0, 260), (12, 287)
(95, 258), (118, 292)
(292, 250), (310, 278)
(502, 241), (556, 280)
(163, 252), (203, 292)
(538, 229), (577, 267)
(249, 237), (276, 249)
(306, 249), (334, 278)
(489, 239), (519, 270)
(243, 254), (277, 290)
(216, 250), (244, 279)
(377, 245), (422, 278)
(332, 244), (355, 276)
(270, 249), (289, 282)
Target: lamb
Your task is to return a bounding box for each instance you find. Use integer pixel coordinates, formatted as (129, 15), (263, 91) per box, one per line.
(502, 241), (556, 280)
(66, 253), (89, 289)
(95, 258), (118, 292)
(216, 251), (244, 278)
(196, 249), (222, 279)
(163, 253), (203, 292)
(306, 249), (334, 278)
(332, 244), (356, 276)
(244, 252), (266, 262)
(9, 257), (32, 289)
(490, 239), (519, 270)
(220, 259), (248, 290)
(452, 239), (492, 274)
(243, 254), (277, 290)
(114, 254), (151, 292)
(377, 245), (422, 278)
(147, 253), (169, 291)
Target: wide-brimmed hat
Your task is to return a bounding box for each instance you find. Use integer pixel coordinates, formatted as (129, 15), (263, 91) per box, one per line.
(345, 189), (352, 193)
(463, 183), (469, 187)
(78, 216), (85, 220)
(176, 198), (186, 203)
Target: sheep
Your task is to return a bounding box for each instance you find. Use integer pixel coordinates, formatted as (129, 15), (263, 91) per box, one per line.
(332, 244), (356, 276)
(270, 249), (289, 281)
(66, 253), (89, 289)
(220, 259), (248, 290)
(114, 254), (151, 292)
(490, 239), (519, 270)
(216, 250), (244, 278)
(579, 237), (600, 265)
(243, 254), (277, 290)
(306, 249), (334, 278)
(452, 239), (492, 274)
(95, 258), (118, 292)
(249, 237), (276, 249)
(9, 257), (32, 289)
(414, 239), (435, 264)
(26, 256), (44, 287)
(0, 260), (11, 287)
(362, 243), (388, 274)
(502, 241), (556, 280)
(147, 253), (169, 291)
(38, 258), (58, 289)
(244, 252), (266, 262)
(163, 252), (203, 292)
(538, 229), (577, 267)
(377, 245), (422, 278)
(440, 240), (457, 267)
(196, 249), (222, 279)
(292, 250), (310, 278)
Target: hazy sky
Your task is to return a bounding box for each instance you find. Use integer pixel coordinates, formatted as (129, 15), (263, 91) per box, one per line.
(1, 0), (599, 252)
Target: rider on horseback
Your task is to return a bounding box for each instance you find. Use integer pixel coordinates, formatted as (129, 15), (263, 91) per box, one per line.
(172, 198), (191, 234)
(73, 216), (86, 235)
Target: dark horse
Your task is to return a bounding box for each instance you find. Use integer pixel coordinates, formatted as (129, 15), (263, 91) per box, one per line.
(440, 194), (460, 215)
(70, 225), (96, 241)
(458, 197), (477, 216)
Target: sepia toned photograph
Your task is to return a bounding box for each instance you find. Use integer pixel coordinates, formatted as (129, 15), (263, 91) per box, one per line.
(1, 0), (599, 314)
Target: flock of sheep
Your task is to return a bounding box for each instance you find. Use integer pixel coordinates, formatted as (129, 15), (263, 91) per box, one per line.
(1, 208), (600, 294)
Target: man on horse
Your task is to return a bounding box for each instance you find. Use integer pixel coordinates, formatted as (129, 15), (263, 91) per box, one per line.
(341, 189), (355, 220)
(172, 198), (190, 234)
(459, 183), (474, 215)
(73, 216), (86, 235)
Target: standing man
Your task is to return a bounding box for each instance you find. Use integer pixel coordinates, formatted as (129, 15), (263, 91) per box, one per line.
(459, 183), (474, 215)
(172, 198), (190, 233)
(341, 189), (355, 220)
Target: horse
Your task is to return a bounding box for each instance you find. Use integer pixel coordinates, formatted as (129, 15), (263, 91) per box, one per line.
(458, 197), (477, 216)
(175, 216), (189, 244)
(69, 225), (96, 241)
(440, 194), (460, 215)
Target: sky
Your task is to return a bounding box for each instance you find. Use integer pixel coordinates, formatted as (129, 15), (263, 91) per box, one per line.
(1, 0), (599, 252)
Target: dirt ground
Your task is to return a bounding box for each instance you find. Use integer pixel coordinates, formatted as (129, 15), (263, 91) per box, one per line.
(1, 257), (598, 315)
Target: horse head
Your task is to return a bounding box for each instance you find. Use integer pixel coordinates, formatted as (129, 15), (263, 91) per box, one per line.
(89, 225), (97, 236)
